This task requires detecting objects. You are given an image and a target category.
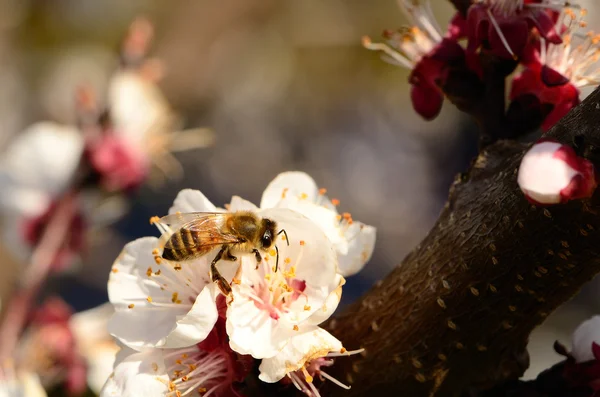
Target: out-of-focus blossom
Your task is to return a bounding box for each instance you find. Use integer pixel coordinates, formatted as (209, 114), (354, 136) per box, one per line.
(260, 172), (376, 277)
(0, 123), (85, 266)
(0, 122), (83, 218)
(517, 140), (596, 205)
(108, 18), (214, 187)
(511, 7), (600, 130)
(69, 303), (120, 394)
(466, 0), (563, 59)
(84, 131), (149, 193)
(0, 366), (47, 397)
(16, 298), (87, 396)
(363, 0), (466, 119)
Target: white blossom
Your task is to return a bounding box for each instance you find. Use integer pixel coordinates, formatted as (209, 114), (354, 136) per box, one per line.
(260, 172), (376, 277)
(101, 341), (244, 397)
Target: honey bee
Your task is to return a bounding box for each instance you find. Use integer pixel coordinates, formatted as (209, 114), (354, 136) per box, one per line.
(158, 211), (288, 296)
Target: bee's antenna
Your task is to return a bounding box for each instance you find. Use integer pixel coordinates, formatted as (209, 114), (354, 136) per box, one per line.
(275, 245), (280, 273)
(277, 229), (290, 246)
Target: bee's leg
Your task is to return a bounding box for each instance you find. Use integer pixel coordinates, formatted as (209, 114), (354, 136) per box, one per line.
(211, 246), (232, 297)
(223, 250), (237, 262)
(252, 249), (262, 270)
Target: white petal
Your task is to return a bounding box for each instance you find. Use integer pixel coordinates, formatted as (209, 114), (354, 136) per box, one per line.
(107, 238), (217, 349)
(228, 195), (259, 212)
(160, 285), (219, 348)
(260, 171), (319, 209)
(0, 122), (83, 217)
(338, 223), (376, 277)
(268, 196), (376, 277)
(275, 197), (346, 248)
(168, 189), (217, 214)
(100, 348), (169, 397)
(226, 291), (293, 359)
(304, 275), (345, 326)
(572, 315), (600, 362)
(259, 208), (337, 288)
(258, 327), (342, 383)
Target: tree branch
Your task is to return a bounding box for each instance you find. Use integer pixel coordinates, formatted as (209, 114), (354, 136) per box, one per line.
(303, 87), (600, 397)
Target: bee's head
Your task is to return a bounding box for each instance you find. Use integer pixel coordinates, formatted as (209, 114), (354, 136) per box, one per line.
(259, 218), (277, 249)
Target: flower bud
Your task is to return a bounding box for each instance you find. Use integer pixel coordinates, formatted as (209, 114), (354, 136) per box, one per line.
(517, 140), (596, 205)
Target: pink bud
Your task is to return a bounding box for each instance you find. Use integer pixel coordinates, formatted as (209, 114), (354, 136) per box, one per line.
(517, 140), (596, 205)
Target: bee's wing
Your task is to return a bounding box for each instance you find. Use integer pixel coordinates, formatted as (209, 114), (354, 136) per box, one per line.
(158, 212), (224, 230)
(160, 212), (244, 247)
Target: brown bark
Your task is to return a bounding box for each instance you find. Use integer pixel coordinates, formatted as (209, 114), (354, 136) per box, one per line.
(315, 88), (600, 397)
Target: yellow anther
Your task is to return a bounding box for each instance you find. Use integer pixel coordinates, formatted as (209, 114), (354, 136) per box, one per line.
(304, 305), (311, 311)
(154, 256), (162, 264)
(172, 292), (179, 303)
(300, 192), (308, 200)
(146, 267), (153, 277)
(149, 216), (160, 224)
(147, 296), (153, 303)
(128, 304), (135, 309)
(319, 188), (327, 195)
(293, 325), (299, 331)
(331, 199), (340, 206)
(269, 249), (277, 257)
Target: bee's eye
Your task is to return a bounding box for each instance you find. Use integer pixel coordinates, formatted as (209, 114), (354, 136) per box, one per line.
(261, 234), (272, 248)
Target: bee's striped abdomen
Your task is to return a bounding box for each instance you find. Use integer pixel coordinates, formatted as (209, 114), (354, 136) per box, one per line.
(162, 230), (204, 261)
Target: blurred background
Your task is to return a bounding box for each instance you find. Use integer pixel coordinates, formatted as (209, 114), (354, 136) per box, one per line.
(0, 0), (599, 392)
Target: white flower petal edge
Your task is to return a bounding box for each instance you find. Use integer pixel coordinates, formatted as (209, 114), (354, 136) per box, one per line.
(258, 326), (342, 383)
(226, 208), (339, 359)
(100, 346), (169, 397)
(107, 237), (218, 349)
(168, 188), (218, 214)
(572, 315), (600, 363)
(260, 171), (376, 277)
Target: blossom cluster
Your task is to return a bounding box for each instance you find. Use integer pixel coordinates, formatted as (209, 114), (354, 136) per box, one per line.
(0, 17), (211, 271)
(363, 0), (600, 131)
(102, 172), (376, 397)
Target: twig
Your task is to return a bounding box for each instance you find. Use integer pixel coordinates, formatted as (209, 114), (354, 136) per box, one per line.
(0, 192), (79, 362)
